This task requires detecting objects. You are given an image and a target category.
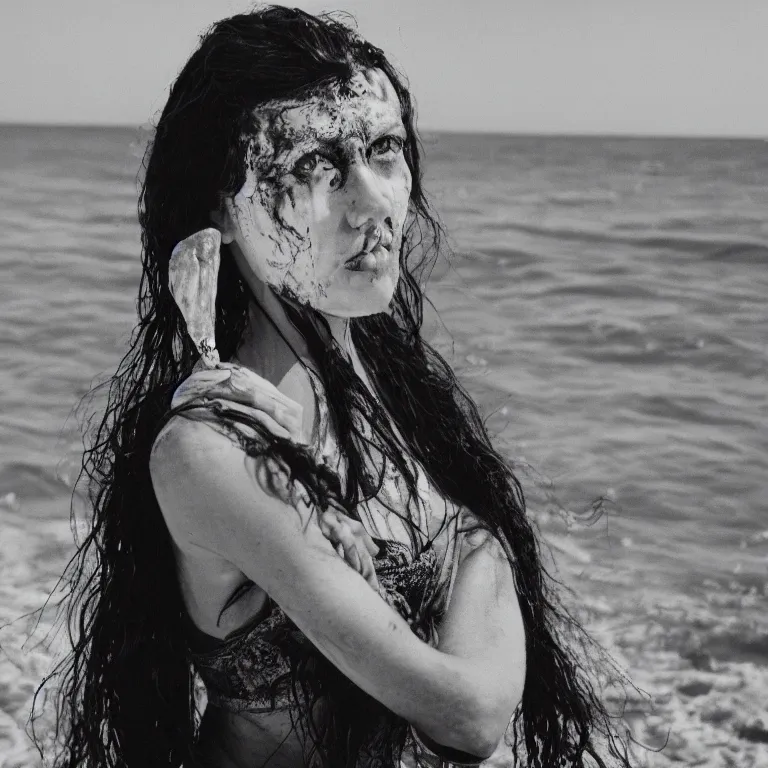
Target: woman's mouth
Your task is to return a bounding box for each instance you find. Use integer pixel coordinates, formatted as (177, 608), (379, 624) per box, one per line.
(344, 244), (392, 273)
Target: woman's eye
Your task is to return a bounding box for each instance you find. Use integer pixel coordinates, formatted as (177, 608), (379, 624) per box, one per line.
(370, 135), (405, 159)
(293, 153), (334, 178)
(293, 153), (319, 175)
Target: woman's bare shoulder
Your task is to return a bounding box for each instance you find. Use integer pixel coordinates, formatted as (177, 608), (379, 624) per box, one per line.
(149, 357), (321, 529)
(149, 413), (232, 523)
(150, 411), (211, 471)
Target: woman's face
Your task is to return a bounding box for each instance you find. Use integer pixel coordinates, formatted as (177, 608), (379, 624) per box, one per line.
(222, 67), (412, 318)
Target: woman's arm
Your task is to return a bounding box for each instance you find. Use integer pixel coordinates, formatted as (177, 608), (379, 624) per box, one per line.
(149, 416), (500, 758)
(426, 524), (527, 756)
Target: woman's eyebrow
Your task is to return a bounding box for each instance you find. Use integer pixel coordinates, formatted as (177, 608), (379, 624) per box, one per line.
(378, 122), (406, 134)
(280, 122), (405, 162)
(362, 120), (406, 139)
(272, 136), (327, 162)
(295, 136), (341, 157)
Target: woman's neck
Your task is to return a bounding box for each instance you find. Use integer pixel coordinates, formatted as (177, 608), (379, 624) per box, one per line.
(233, 284), (354, 385)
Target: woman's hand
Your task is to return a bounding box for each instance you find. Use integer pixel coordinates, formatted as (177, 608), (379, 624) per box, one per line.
(171, 364), (381, 588)
(318, 507), (381, 592)
(171, 363), (306, 444)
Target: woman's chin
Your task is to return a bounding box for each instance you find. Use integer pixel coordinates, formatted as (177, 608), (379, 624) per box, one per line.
(316, 272), (399, 318)
(319, 296), (394, 319)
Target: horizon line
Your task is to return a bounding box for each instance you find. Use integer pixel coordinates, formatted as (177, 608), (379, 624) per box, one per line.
(0, 120), (765, 142)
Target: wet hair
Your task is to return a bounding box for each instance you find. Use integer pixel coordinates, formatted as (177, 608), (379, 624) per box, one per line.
(32, 6), (644, 768)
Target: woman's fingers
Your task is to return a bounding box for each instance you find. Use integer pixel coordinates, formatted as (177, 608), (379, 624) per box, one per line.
(206, 380), (303, 441)
(188, 397), (294, 442)
(221, 399), (293, 441)
(330, 522), (362, 572)
(216, 364), (303, 422)
(171, 384), (296, 443)
(335, 513), (380, 558)
(363, 533), (380, 557)
(171, 369), (231, 409)
(358, 549), (379, 590)
(319, 511), (379, 590)
(217, 364), (299, 411)
(356, 549), (379, 591)
(171, 365), (306, 443)
(214, 397), (297, 443)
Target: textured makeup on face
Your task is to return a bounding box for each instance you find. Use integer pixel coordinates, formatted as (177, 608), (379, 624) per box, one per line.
(225, 68), (413, 318)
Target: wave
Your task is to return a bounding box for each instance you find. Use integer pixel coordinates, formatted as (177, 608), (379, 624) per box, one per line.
(474, 245), (540, 268)
(484, 220), (768, 261)
(545, 190), (619, 206)
(0, 461), (72, 500)
(611, 212), (767, 233)
(631, 393), (752, 428)
(681, 625), (768, 668)
(538, 281), (657, 299)
(702, 242), (768, 264)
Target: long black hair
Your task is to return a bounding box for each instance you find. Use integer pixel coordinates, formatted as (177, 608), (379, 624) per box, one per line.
(32, 6), (643, 767)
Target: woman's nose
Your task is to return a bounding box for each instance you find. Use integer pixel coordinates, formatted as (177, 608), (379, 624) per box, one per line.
(344, 163), (391, 231)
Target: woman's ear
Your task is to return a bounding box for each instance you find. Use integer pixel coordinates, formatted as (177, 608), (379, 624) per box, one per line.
(210, 207), (236, 245)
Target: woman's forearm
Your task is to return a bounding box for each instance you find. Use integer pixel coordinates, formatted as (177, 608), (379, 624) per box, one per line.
(305, 523), (525, 758)
(301, 579), (501, 758)
(402, 640), (507, 759)
(426, 529), (527, 754)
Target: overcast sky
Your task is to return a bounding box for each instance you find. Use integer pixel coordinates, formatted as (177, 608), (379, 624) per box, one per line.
(2, 0), (766, 136)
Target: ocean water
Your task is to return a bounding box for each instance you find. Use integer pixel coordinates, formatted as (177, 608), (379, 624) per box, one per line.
(0, 125), (766, 767)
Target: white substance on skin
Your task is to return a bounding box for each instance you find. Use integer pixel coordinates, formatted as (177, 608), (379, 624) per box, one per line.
(224, 68), (412, 319)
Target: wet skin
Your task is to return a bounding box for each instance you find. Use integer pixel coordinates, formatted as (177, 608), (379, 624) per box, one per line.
(217, 67), (413, 319)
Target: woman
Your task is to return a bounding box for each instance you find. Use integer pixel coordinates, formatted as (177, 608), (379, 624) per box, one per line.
(35, 6), (638, 768)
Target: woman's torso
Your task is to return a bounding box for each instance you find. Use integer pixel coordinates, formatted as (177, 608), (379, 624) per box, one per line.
(168, 354), (464, 767)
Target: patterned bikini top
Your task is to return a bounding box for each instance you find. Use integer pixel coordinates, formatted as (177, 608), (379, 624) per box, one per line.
(180, 366), (464, 717)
